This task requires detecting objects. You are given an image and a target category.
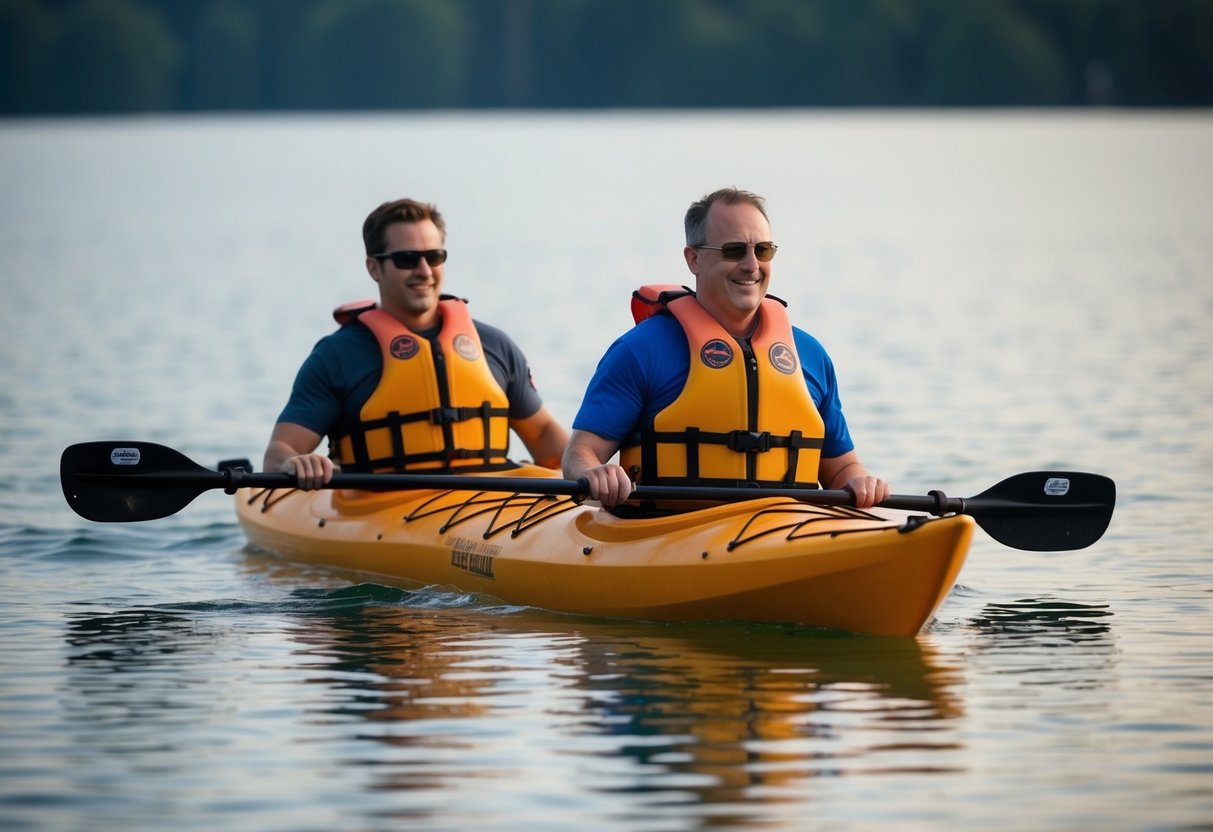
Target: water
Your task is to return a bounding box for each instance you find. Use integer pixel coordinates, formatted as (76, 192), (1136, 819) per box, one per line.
(2, 111), (1212, 830)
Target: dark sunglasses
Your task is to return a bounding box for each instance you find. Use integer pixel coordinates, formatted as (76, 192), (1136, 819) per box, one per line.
(695, 241), (778, 262)
(373, 249), (448, 269)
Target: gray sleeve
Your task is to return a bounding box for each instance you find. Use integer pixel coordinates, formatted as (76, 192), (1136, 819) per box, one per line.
(474, 320), (545, 420)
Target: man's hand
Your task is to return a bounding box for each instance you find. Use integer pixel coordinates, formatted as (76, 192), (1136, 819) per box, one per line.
(280, 453), (333, 491)
(578, 463), (635, 508)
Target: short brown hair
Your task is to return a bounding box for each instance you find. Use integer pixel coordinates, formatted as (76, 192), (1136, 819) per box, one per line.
(684, 188), (768, 247)
(362, 198), (446, 255)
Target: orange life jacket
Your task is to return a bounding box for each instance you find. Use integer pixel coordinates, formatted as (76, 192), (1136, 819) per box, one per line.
(331, 297), (511, 472)
(620, 285), (824, 487)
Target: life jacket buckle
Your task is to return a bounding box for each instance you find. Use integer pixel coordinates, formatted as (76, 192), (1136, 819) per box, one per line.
(728, 430), (771, 453)
(430, 406), (461, 425)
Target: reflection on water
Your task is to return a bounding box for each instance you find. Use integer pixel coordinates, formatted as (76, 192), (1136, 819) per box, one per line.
(970, 597), (1113, 642)
(565, 623), (966, 806)
(62, 605), (262, 746)
(60, 580), (968, 827)
(963, 597), (1118, 707)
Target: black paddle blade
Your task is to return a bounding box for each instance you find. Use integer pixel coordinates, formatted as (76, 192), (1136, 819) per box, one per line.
(966, 471), (1116, 552)
(61, 441), (221, 522)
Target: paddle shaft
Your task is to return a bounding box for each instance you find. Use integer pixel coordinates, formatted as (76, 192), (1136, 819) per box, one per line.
(68, 465), (1102, 516)
(61, 441), (1116, 550)
(66, 466), (887, 507)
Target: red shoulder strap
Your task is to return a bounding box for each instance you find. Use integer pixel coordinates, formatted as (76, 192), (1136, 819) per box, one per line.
(332, 298), (378, 326)
(630, 284), (693, 324)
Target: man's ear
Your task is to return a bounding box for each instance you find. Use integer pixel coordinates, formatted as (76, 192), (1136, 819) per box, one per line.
(683, 246), (699, 275)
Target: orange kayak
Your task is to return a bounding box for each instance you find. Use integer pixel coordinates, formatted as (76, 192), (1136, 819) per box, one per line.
(235, 465), (974, 636)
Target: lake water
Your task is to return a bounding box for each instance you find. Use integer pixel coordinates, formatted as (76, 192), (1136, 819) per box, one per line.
(2, 111), (1211, 830)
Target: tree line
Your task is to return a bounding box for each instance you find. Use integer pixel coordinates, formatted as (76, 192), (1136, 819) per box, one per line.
(3, 0), (1212, 114)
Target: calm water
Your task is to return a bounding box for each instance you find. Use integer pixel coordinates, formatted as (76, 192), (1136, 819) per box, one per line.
(2, 111), (1212, 830)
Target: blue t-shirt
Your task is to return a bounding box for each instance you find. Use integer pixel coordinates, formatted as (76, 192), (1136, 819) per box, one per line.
(277, 319), (544, 440)
(572, 312), (855, 459)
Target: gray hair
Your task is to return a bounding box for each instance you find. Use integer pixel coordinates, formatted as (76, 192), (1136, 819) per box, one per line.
(684, 187), (769, 247)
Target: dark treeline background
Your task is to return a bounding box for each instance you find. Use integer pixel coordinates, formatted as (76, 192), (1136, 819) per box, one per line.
(3, 0), (1212, 114)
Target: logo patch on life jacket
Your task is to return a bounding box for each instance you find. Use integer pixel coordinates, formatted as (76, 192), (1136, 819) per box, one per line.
(452, 333), (480, 361)
(701, 339), (733, 368)
(389, 335), (419, 360)
(768, 342), (797, 375)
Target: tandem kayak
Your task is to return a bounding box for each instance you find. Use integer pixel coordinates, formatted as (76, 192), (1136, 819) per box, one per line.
(234, 465), (976, 636)
(61, 443), (1113, 635)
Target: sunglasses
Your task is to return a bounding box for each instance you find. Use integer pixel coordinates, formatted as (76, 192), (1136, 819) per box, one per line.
(373, 249), (448, 269)
(695, 241), (778, 262)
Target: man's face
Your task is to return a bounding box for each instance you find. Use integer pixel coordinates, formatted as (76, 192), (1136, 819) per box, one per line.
(367, 219), (446, 327)
(684, 201), (773, 333)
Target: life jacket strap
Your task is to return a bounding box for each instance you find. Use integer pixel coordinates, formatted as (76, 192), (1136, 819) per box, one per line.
(429, 404), (510, 425)
(339, 400), (511, 473)
(624, 426), (823, 486)
(727, 431), (771, 453)
(626, 428), (822, 452)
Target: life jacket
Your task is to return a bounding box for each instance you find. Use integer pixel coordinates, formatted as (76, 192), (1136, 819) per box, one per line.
(620, 284), (824, 488)
(330, 297), (512, 473)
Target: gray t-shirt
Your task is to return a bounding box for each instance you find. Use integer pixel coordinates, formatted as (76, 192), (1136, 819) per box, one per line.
(276, 317), (543, 445)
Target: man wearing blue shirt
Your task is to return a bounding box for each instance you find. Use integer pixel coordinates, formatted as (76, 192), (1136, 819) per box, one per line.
(562, 188), (889, 509)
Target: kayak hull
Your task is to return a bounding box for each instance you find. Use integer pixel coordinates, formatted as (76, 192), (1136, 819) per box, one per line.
(235, 467), (975, 636)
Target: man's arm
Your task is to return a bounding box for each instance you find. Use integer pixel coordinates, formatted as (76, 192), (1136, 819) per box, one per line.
(819, 450), (890, 509)
(510, 406), (569, 470)
(562, 429), (634, 507)
(263, 421), (332, 490)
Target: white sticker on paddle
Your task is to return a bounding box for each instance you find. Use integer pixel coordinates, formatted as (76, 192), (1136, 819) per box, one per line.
(110, 447), (142, 466)
(1043, 477), (1070, 496)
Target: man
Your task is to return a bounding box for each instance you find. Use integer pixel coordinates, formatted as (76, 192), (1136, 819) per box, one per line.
(562, 187), (889, 509)
(265, 198), (568, 489)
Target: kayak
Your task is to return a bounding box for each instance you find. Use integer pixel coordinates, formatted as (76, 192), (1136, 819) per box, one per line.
(60, 442), (1112, 635)
(234, 465), (975, 636)
(59, 440), (1108, 635)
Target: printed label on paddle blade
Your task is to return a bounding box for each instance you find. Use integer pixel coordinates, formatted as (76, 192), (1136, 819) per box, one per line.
(1043, 477), (1070, 496)
(110, 447), (141, 466)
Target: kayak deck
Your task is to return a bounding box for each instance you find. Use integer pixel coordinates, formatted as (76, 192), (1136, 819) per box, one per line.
(235, 471), (974, 636)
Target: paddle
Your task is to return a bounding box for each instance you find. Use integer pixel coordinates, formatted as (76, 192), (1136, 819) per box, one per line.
(60, 441), (1115, 551)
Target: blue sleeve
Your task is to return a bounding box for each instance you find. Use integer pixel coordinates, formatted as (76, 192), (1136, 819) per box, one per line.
(572, 316), (689, 441)
(794, 328), (855, 459)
